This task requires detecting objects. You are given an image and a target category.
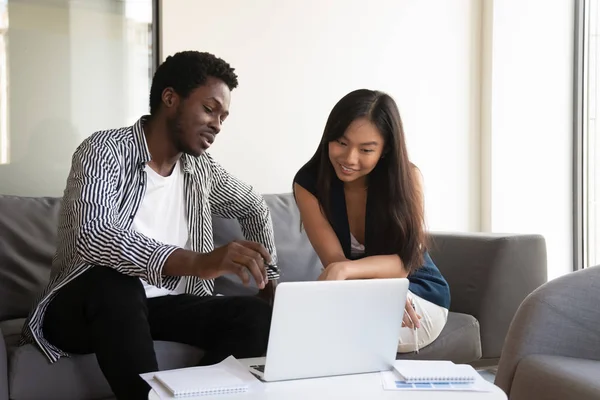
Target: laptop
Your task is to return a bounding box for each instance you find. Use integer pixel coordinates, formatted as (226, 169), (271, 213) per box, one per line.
(248, 278), (409, 381)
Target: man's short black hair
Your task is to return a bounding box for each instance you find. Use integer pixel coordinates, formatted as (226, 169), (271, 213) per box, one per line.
(149, 51), (238, 115)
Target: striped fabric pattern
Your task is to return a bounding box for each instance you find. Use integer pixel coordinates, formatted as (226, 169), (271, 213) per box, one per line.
(20, 116), (280, 363)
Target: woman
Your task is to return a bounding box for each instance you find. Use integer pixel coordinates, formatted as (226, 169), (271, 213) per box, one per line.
(293, 89), (450, 352)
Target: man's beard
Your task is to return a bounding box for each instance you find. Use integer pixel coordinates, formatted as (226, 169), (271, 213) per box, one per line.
(166, 108), (199, 156)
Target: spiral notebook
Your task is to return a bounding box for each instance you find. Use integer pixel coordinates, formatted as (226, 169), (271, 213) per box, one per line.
(148, 356), (259, 398)
(393, 360), (479, 383)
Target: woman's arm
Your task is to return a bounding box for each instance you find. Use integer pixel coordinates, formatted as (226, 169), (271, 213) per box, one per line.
(294, 183), (348, 267)
(327, 255), (407, 280)
(295, 182), (407, 279)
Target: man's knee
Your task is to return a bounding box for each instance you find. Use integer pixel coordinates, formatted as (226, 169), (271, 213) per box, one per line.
(243, 297), (272, 348)
(227, 296), (272, 350)
(43, 267), (146, 352)
(243, 296), (272, 325)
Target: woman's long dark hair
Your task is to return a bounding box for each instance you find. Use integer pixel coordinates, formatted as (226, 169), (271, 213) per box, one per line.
(303, 89), (426, 273)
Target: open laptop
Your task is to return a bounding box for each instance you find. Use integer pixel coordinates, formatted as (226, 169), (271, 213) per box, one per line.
(248, 278), (409, 382)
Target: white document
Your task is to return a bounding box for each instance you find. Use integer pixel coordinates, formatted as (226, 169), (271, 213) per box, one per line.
(380, 370), (494, 392)
(141, 356), (263, 399)
(393, 360), (481, 383)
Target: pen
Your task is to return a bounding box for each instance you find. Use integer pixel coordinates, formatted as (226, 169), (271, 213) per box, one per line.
(410, 298), (419, 354)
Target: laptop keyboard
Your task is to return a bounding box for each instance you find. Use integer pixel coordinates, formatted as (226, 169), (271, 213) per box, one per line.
(250, 364), (265, 372)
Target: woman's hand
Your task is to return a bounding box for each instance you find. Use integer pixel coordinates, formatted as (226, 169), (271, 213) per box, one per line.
(318, 262), (350, 281)
(402, 298), (422, 329)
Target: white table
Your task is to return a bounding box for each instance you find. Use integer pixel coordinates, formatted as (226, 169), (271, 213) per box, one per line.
(149, 357), (507, 400)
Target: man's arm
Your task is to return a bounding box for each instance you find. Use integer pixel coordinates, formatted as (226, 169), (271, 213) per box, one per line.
(67, 139), (178, 287)
(207, 155), (280, 283)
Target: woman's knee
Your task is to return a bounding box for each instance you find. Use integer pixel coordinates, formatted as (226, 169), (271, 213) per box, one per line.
(396, 313), (448, 353)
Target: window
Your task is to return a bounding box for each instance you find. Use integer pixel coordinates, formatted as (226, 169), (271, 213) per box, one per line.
(0, 0), (8, 165)
(581, 0), (600, 268)
(0, 0), (157, 197)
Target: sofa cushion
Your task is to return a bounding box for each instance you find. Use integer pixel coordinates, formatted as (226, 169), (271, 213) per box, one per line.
(396, 312), (481, 364)
(0, 318), (25, 349)
(0, 195), (61, 321)
(213, 193), (322, 294)
(510, 354), (600, 400)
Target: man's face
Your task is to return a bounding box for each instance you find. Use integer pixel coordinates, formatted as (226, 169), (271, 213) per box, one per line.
(165, 76), (231, 157)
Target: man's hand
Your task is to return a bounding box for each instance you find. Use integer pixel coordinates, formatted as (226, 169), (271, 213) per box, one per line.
(195, 240), (272, 289)
(256, 280), (277, 305)
(318, 261), (351, 281)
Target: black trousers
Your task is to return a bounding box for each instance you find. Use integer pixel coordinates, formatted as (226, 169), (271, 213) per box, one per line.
(42, 266), (272, 400)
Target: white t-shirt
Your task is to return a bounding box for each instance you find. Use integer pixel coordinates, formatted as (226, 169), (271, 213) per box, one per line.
(132, 159), (188, 298)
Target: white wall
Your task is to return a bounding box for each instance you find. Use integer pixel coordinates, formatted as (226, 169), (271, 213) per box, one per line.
(485, 0), (575, 279)
(0, 0), (576, 278)
(161, 0), (483, 232)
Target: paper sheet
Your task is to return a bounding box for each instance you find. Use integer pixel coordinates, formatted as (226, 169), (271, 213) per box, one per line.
(141, 356), (263, 399)
(380, 370), (494, 392)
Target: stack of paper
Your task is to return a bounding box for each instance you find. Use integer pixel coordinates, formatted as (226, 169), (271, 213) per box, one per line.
(141, 356), (263, 398)
(380, 360), (493, 392)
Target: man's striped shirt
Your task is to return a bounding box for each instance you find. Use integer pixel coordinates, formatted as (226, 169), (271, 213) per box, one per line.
(20, 116), (280, 363)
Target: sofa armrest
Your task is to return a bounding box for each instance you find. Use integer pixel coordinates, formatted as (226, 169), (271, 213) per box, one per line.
(428, 232), (547, 360)
(494, 265), (600, 395)
(0, 326), (8, 400)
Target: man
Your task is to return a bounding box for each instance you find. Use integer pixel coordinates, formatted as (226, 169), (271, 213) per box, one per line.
(20, 51), (280, 400)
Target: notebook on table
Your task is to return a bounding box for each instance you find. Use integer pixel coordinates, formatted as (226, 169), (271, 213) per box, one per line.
(393, 360), (480, 383)
(146, 356), (260, 398)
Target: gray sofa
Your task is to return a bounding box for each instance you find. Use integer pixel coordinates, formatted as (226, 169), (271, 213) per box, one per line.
(0, 193), (547, 400)
(495, 265), (600, 400)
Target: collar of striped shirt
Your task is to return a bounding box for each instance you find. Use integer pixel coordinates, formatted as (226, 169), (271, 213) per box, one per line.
(132, 115), (197, 175)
